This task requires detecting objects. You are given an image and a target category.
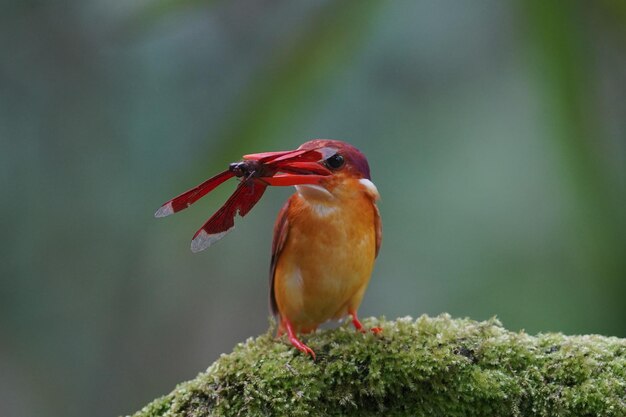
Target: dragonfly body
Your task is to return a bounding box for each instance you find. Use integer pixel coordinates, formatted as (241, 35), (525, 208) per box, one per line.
(229, 160), (271, 179)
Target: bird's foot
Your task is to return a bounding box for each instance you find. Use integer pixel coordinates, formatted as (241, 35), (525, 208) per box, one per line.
(288, 334), (316, 358)
(350, 310), (383, 334)
(282, 318), (316, 359)
(369, 326), (383, 334)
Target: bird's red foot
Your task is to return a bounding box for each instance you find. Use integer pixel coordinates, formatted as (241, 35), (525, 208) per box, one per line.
(282, 318), (316, 359)
(350, 310), (382, 334)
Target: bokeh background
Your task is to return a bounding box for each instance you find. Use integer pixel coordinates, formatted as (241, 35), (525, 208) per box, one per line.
(1, 1), (625, 416)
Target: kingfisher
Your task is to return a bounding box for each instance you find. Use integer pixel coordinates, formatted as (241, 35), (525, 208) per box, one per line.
(269, 140), (381, 357)
(155, 139), (382, 358)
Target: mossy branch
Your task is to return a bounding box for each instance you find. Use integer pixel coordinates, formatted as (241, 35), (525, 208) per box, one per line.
(130, 315), (625, 417)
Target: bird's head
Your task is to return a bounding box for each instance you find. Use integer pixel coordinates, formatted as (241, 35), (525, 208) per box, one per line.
(294, 139), (379, 202)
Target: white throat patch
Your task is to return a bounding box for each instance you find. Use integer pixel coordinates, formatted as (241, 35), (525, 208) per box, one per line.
(359, 178), (380, 200)
(295, 184), (334, 200)
(295, 184), (337, 217)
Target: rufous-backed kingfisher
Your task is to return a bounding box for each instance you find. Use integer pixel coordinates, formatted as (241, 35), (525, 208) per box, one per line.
(155, 139), (381, 358)
(269, 140), (382, 358)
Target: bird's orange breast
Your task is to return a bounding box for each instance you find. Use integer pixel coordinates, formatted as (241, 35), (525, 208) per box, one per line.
(273, 179), (378, 333)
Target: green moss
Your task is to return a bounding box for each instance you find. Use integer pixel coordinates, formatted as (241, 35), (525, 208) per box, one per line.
(129, 315), (626, 417)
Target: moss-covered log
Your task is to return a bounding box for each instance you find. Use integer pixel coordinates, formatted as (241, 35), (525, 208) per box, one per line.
(130, 315), (625, 417)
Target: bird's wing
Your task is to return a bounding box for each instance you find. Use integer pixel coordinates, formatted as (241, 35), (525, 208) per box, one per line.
(374, 203), (382, 257)
(269, 197), (292, 315)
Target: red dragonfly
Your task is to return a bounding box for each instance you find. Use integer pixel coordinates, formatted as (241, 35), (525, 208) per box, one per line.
(154, 146), (334, 252)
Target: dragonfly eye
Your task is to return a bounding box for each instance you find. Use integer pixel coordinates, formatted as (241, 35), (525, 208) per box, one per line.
(324, 154), (345, 170)
(229, 162), (246, 177)
(229, 160), (261, 178)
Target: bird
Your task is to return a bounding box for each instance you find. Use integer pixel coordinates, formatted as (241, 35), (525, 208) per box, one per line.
(155, 139), (382, 358)
(269, 139), (382, 358)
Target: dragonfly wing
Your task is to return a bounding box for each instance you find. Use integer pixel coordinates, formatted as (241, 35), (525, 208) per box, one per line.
(190, 180), (267, 252)
(274, 161), (331, 176)
(260, 174), (329, 186)
(155, 170), (234, 218)
(243, 147), (328, 164)
(242, 150), (301, 162)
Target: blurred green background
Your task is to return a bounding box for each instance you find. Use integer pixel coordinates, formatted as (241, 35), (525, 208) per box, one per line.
(1, 1), (625, 416)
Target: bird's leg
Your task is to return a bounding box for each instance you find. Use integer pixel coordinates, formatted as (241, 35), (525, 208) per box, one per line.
(349, 309), (382, 334)
(350, 310), (364, 332)
(281, 317), (316, 359)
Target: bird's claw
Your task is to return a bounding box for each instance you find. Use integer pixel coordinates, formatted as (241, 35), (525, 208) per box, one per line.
(282, 318), (316, 359)
(350, 310), (381, 334)
(356, 326), (383, 335)
(370, 326), (383, 334)
(289, 337), (316, 359)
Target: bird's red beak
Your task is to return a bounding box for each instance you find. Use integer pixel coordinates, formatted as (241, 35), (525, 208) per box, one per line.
(242, 147), (332, 186)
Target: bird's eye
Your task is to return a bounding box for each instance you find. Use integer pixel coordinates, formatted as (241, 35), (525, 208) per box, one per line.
(325, 154), (345, 170)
